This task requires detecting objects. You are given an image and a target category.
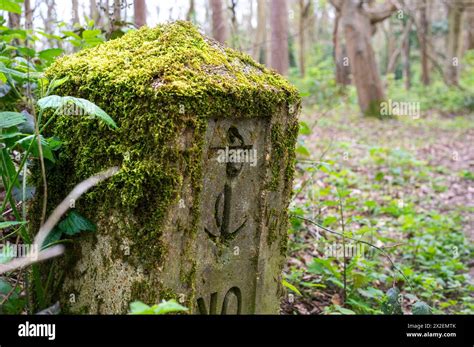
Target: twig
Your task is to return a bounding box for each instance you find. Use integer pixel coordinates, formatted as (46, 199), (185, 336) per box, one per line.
(0, 167), (119, 275)
(0, 269), (23, 306)
(292, 215), (411, 286)
(336, 188), (347, 306)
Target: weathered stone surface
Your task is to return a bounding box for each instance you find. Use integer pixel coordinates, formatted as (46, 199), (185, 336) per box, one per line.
(32, 21), (300, 314)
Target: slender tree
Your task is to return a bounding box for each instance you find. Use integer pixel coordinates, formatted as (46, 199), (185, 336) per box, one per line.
(298, 0), (312, 77)
(445, 0), (465, 86)
(72, 0), (80, 25)
(402, 18), (412, 90)
(418, 0), (430, 85)
(210, 0), (228, 44)
(90, 0), (100, 24)
(270, 0), (289, 75)
(252, 0), (267, 63)
(333, 9), (351, 85)
(112, 0), (122, 32)
(8, 11), (20, 29)
(134, 0), (147, 28)
(330, 0), (396, 116)
(24, 0), (33, 30)
(467, 8), (474, 50)
(187, 0), (196, 22)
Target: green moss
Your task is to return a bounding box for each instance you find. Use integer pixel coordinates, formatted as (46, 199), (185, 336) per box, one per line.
(34, 21), (300, 312)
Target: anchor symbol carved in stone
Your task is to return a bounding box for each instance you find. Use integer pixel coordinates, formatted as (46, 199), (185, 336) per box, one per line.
(205, 126), (252, 243)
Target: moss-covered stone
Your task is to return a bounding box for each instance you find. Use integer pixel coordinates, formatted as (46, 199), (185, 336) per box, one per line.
(32, 21), (300, 314)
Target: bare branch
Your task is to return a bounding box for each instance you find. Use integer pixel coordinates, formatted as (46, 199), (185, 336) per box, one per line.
(366, 0), (398, 24)
(0, 167), (119, 275)
(329, 0), (343, 11)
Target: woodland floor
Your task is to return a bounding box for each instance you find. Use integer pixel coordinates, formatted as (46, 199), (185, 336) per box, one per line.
(281, 106), (474, 315)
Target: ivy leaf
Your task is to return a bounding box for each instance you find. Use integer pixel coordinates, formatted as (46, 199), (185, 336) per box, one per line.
(412, 301), (431, 315)
(382, 288), (403, 315)
(58, 211), (96, 236)
(0, 278), (25, 314)
(41, 226), (63, 249)
(0, 111), (26, 129)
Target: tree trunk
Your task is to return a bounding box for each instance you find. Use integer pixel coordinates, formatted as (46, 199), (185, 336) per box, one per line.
(337, 0), (394, 116)
(112, 0), (122, 31)
(419, 0), (430, 85)
(187, 0), (196, 22)
(445, 0), (464, 86)
(334, 11), (351, 85)
(90, 0), (100, 24)
(42, 0), (57, 47)
(72, 0), (80, 25)
(270, 0), (289, 75)
(24, 0), (33, 30)
(467, 8), (474, 50)
(134, 0), (146, 28)
(8, 12), (20, 29)
(253, 0), (267, 63)
(210, 0), (228, 44)
(402, 19), (411, 90)
(298, 0), (306, 76)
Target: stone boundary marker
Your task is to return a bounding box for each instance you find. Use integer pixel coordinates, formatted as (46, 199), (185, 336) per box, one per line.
(32, 21), (300, 314)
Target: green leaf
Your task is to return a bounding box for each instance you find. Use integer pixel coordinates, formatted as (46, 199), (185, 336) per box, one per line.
(0, 150), (21, 187)
(48, 77), (69, 93)
(129, 300), (188, 315)
(0, 65), (26, 79)
(58, 211), (96, 236)
(0, 278), (26, 314)
(153, 300), (189, 315)
(412, 301), (431, 315)
(334, 305), (355, 315)
(0, 0), (22, 14)
(0, 112), (26, 129)
(129, 301), (153, 314)
(16, 134), (56, 162)
(82, 29), (101, 39)
(0, 221), (26, 229)
(41, 226), (63, 249)
(38, 48), (63, 62)
(282, 279), (302, 296)
(358, 287), (384, 300)
(37, 95), (117, 128)
(296, 145), (310, 157)
(37, 95), (63, 110)
(299, 121), (311, 135)
(63, 97), (117, 128)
